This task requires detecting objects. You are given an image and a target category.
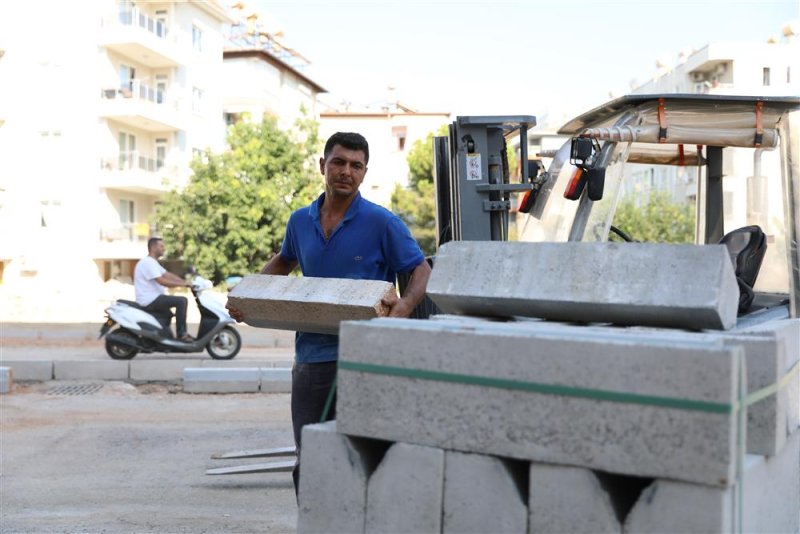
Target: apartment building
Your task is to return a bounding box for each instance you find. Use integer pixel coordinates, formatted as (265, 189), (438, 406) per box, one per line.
(319, 102), (451, 207)
(628, 33), (799, 207)
(221, 14), (326, 131)
(0, 0), (232, 321)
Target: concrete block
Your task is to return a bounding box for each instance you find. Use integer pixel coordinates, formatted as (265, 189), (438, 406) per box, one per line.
(443, 451), (527, 534)
(625, 430), (800, 533)
(182, 368), (260, 393)
(228, 274), (395, 334)
(0, 367), (11, 393)
(129, 360), (187, 382)
(337, 318), (742, 486)
(427, 241), (739, 330)
(259, 368), (291, 393)
(297, 421), (372, 534)
(426, 316), (799, 457)
(365, 442), (444, 533)
(0, 360), (53, 381)
(54, 360), (129, 380)
(528, 464), (620, 534)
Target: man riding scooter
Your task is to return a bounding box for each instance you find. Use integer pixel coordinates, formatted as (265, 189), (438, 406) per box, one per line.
(134, 237), (194, 342)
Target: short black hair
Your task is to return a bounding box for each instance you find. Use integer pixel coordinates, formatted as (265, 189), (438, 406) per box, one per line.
(323, 132), (369, 164)
(147, 237), (163, 252)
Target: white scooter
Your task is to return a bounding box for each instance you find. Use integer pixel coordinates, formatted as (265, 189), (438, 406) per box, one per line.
(99, 276), (241, 360)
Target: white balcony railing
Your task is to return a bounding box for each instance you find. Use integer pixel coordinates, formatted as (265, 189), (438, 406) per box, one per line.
(100, 152), (164, 173)
(116, 8), (168, 39)
(100, 222), (153, 243)
(100, 80), (172, 107)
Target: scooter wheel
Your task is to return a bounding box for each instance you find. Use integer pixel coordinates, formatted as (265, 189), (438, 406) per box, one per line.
(207, 326), (241, 360)
(105, 329), (139, 360)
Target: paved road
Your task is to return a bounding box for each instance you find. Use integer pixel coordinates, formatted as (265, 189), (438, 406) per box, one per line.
(1, 381), (297, 533)
(1, 324), (301, 533)
(1, 323), (297, 365)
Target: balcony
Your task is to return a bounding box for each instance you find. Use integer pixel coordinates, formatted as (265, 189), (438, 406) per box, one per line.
(100, 8), (185, 67)
(96, 222), (153, 260)
(99, 152), (175, 194)
(99, 81), (184, 132)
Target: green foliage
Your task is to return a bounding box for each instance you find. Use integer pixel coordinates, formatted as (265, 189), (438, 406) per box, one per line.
(153, 113), (321, 284)
(392, 180), (437, 256)
(611, 190), (696, 243)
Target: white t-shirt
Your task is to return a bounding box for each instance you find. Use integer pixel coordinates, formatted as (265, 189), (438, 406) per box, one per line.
(134, 256), (167, 306)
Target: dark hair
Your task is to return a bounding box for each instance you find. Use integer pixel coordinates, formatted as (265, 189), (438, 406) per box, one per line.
(147, 237), (163, 252)
(323, 132), (369, 164)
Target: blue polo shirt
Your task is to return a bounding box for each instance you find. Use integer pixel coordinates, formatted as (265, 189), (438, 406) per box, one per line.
(280, 192), (425, 363)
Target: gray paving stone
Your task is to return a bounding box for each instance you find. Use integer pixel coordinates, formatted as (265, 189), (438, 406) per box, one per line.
(365, 442), (444, 533)
(427, 241), (739, 330)
(0, 360), (53, 381)
(0, 367), (11, 393)
(337, 318), (742, 486)
(228, 274), (395, 334)
(297, 421), (370, 534)
(259, 368), (291, 393)
(129, 360), (187, 382)
(182, 367), (260, 393)
(443, 451), (527, 534)
(528, 463), (620, 534)
(54, 360), (129, 380)
(624, 430), (800, 533)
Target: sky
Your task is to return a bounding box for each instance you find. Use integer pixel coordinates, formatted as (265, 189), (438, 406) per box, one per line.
(255, 0), (799, 125)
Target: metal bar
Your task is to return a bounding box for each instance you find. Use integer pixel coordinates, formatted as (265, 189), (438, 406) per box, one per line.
(705, 146), (725, 244)
(433, 136), (452, 247)
(211, 446), (296, 460)
(520, 124), (529, 184)
(205, 460), (295, 476)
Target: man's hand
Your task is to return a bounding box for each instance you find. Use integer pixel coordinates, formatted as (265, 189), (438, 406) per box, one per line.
(381, 293), (415, 318)
(226, 303), (244, 323)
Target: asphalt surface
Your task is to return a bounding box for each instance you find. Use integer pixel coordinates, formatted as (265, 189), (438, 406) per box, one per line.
(0, 323), (300, 533)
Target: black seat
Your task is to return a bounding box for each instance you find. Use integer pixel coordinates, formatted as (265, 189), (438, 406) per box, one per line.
(718, 225), (767, 314)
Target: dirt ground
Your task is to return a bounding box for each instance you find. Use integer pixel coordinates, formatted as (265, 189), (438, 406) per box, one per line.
(0, 381), (298, 533)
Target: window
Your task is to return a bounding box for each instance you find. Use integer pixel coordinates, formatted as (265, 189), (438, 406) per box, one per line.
(192, 87), (203, 113)
(119, 64), (135, 91)
(155, 138), (167, 169)
(119, 199), (135, 225)
(155, 74), (168, 104)
(392, 126), (407, 151)
(155, 10), (168, 38)
(192, 25), (203, 52)
(763, 67), (771, 86)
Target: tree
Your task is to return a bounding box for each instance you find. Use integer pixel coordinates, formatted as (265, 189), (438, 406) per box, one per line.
(153, 114), (321, 284)
(611, 190), (695, 243)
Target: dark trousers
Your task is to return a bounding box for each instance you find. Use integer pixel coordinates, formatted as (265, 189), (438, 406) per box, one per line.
(291, 361), (337, 498)
(145, 294), (189, 337)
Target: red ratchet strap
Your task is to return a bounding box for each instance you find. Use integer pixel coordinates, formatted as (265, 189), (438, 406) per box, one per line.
(677, 144), (685, 166)
(657, 98), (668, 143)
(754, 101), (764, 147)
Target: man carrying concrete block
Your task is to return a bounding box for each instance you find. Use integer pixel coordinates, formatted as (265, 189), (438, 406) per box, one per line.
(227, 132), (431, 496)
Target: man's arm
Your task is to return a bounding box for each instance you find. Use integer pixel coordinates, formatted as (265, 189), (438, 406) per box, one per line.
(155, 271), (191, 288)
(260, 254), (298, 276)
(382, 260), (432, 318)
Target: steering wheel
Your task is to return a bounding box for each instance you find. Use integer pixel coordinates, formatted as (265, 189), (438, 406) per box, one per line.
(609, 225), (635, 242)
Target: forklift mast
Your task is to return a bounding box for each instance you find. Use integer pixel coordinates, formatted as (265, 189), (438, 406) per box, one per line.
(433, 115), (536, 246)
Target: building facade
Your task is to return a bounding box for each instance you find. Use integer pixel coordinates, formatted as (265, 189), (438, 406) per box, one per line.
(318, 105), (450, 207)
(0, 0), (232, 321)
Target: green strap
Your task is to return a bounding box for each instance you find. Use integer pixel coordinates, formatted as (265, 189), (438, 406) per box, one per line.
(338, 361), (734, 414)
(338, 358), (799, 415)
(320, 374), (337, 423)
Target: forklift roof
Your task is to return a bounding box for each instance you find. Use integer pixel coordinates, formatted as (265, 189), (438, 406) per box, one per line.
(558, 93), (800, 136)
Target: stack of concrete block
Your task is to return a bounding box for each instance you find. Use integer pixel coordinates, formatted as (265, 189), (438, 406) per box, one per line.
(296, 241), (799, 532)
(227, 274), (395, 334)
(298, 421), (800, 533)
